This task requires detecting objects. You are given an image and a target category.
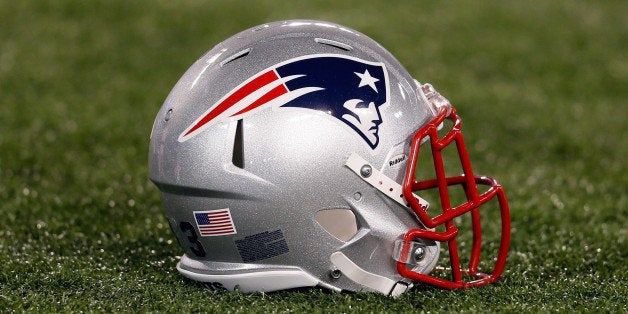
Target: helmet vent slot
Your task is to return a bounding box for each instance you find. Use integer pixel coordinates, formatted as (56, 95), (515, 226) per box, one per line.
(252, 24), (270, 32)
(220, 48), (251, 67)
(232, 119), (245, 168)
(315, 209), (358, 242)
(314, 38), (353, 51)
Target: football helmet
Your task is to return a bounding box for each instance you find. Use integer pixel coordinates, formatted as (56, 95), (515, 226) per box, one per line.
(149, 20), (510, 297)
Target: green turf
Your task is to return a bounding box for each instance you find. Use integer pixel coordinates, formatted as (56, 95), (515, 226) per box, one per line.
(1, 0), (626, 312)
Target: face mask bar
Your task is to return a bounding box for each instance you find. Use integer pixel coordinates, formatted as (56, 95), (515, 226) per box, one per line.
(397, 104), (511, 289)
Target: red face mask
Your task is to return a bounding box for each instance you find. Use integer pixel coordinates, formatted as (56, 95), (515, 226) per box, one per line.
(396, 85), (511, 289)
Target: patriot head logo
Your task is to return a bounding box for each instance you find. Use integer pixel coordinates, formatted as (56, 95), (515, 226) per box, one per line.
(179, 54), (390, 149)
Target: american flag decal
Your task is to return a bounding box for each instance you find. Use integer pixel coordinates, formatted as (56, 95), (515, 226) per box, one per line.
(193, 209), (237, 236)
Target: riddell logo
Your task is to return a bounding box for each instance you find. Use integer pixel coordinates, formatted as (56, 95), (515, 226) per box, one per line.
(389, 154), (407, 167)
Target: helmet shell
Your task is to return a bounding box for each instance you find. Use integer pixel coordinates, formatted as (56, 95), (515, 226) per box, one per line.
(149, 20), (438, 294)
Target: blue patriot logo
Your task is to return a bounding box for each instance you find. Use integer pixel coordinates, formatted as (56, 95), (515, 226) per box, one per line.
(180, 54), (390, 149)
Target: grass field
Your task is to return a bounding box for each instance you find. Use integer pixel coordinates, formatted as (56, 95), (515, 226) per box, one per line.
(1, 1), (626, 312)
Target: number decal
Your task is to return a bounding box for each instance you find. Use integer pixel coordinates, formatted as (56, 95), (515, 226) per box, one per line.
(179, 221), (206, 257)
(203, 282), (227, 291)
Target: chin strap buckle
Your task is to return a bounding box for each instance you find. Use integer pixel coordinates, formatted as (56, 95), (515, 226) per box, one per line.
(330, 251), (412, 297)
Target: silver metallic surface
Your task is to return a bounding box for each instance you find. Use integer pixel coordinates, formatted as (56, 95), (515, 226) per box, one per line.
(359, 164), (372, 178)
(414, 246), (426, 261)
(149, 20), (438, 294)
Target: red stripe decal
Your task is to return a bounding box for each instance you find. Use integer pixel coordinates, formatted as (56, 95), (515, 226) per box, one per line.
(203, 230), (233, 235)
(207, 213), (230, 218)
(200, 223), (233, 228)
(184, 70), (278, 137)
(200, 228), (235, 233)
(208, 218), (231, 223)
(231, 83), (288, 116)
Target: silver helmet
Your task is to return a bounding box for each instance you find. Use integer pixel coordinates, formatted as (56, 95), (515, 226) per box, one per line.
(149, 20), (510, 297)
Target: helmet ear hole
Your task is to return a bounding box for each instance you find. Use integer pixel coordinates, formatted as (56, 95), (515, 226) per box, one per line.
(315, 209), (359, 242)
